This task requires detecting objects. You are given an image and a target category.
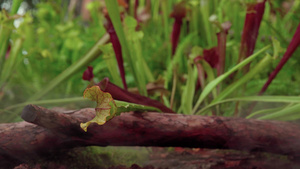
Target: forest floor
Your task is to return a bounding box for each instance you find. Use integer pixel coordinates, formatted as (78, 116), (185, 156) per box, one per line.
(12, 147), (300, 169)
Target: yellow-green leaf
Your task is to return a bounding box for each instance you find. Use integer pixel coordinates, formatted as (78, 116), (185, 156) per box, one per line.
(80, 86), (117, 132)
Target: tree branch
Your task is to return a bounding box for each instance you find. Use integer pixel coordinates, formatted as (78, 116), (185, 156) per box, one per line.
(1, 104), (300, 167)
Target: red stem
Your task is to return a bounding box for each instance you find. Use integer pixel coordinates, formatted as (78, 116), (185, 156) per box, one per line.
(105, 16), (128, 90)
(238, 1), (266, 63)
(259, 22), (300, 94)
(171, 19), (183, 55)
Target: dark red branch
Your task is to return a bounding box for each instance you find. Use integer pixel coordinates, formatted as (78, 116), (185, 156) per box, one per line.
(98, 78), (175, 113)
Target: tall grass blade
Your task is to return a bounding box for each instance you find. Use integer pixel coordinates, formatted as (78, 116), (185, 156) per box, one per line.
(246, 106), (287, 119)
(192, 45), (270, 114)
(258, 104), (300, 121)
(0, 38), (24, 88)
(0, 1), (23, 68)
(212, 54), (272, 104)
(198, 96), (300, 115)
(4, 97), (86, 111)
(180, 60), (197, 114)
(100, 44), (123, 87)
(166, 33), (195, 85)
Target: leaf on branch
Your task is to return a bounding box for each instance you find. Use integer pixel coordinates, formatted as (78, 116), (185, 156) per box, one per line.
(80, 86), (117, 132)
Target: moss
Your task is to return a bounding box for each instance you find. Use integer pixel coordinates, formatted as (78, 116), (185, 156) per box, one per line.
(26, 146), (149, 169)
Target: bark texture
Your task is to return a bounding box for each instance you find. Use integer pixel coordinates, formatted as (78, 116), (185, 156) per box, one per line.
(1, 104), (300, 167)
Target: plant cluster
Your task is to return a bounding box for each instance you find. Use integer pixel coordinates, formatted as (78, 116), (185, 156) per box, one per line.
(0, 0), (299, 122)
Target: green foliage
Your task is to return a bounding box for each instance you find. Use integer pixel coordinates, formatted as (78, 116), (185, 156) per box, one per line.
(192, 45), (271, 114)
(179, 58), (197, 115)
(25, 146), (149, 168)
(75, 146), (149, 168)
(0, 2), (109, 121)
(1, 0), (300, 123)
(104, 0), (146, 95)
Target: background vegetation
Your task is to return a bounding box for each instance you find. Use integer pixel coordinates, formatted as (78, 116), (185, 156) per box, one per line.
(0, 0), (299, 123)
(0, 0), (299, 168)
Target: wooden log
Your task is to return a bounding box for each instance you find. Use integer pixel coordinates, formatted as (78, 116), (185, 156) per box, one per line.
(1, 104), (300, 166)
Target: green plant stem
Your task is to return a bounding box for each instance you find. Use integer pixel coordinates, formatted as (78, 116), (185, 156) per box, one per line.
(0, 0), (23, 68)
(0, 38), (24, 89)
(180, 60), (197, 115)
(258, 104), (300, 121)
(212, 54), (272, 103)
(10, 0), (23, 15)
(126, 32), (147, 96)
(170, 69), (177, 109)
(197, 96), (300, 115)
(166, 33), (195, 86)
(4, 97), (87, 111)
(246, 106), (287, 119)
(0, 21), (12, 69)
(151, 0), (160, 21)
(161, 0), (172, 62)
(201, 60), (217, 100)
(100, 44), (123, 87)
(200, 0), (213, 47)
(4, 96), (159, 114)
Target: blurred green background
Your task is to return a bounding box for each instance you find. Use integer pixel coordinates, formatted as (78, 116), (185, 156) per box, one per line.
(0, 0), (299, 122)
